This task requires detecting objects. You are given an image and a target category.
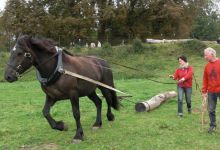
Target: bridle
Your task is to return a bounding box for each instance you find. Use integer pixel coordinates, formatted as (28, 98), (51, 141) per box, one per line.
(7, 47), (60, 78)
(7, 52), (33, 77)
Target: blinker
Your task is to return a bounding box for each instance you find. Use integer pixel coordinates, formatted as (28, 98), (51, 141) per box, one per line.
(24, 52), (31, 58)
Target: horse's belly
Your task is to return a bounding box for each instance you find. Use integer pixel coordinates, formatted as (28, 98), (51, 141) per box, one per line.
(41, 78), (99, 100)
(77, 83), (97, 97)
(42, 87), (68, 100)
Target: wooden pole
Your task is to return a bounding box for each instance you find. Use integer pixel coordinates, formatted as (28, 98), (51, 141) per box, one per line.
(135, 91), (177, 112)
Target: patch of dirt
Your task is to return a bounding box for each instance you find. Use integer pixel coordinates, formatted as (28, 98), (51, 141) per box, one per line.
(20, 143), (59, 150)
(192, 108), (202, 114)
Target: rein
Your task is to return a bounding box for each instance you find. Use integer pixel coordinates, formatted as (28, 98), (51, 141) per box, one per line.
(111, 61), (176, 84)
(85, 56), (176, 85)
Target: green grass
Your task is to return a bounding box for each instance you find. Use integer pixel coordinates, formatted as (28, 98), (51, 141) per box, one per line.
(1, 41), (220, 149)
(0, 79), (220, 149)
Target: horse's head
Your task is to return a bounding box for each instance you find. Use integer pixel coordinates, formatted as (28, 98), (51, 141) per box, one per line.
(5, 35), (34, 82)
(5, 35), (59, 82)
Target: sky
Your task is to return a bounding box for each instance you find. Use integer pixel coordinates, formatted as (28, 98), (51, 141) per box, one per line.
(0, 0), (7, 11)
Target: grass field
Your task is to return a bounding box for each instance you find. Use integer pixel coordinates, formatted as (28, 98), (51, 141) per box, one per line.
(1, 78), (220, 150)
(1, 41), (220, 149)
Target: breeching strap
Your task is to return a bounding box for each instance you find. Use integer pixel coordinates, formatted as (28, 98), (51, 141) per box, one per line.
(63, 69), (129, 95)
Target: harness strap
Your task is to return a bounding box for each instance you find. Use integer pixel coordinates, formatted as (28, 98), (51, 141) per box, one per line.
(36, 47), (63, 86)
(63, 69), (129, 95)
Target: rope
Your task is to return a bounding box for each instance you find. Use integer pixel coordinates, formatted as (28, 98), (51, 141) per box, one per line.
(85, 56), (176, 85)
(193, 74), (202, 95)
(193, 73), (207, 130)
(110, 62), (176, 84)
(201, 97), (207, 129)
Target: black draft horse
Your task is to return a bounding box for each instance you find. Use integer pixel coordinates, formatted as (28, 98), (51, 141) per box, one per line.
(4, 35), (120, 143)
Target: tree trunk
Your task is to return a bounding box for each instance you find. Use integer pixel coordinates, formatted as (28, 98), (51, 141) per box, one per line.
(135, 91), (177, 112)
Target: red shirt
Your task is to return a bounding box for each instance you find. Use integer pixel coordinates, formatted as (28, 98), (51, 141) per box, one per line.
(173, 66), (193, 88)
(202, 59), (220, 93)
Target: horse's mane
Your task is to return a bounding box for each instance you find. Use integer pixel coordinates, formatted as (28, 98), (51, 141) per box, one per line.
(17, 35), (75, 56)
(63, 50), (73, 56)
(34, 37), (75, 56)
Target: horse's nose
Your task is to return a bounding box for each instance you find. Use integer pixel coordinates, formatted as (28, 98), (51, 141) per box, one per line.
(5, 75), (16, 82)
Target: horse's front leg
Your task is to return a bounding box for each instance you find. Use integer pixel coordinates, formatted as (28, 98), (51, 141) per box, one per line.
(70, 94), (84, 143)
(42, 95), (68, 131)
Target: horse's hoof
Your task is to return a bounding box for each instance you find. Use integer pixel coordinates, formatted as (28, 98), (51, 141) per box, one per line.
(72, 139), (82, 144)
(92, 126), (101, 130)
(56, 121), (68, 131)
(107, 114), (115, 121)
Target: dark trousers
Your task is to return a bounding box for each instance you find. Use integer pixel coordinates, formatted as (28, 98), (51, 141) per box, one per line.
(177, 86), (192, 115)
(207, 92), (220, 127)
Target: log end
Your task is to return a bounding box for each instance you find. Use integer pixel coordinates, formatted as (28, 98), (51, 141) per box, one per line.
(135, 103), (146, 112)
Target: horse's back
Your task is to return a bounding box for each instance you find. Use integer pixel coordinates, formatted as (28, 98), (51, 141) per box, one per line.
(53, 55), (111, 96)
(65, 55), (110, 79)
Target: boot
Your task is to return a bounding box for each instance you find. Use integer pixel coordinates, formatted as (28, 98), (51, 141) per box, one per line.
(188, 109), (191, 114)
(208, 111), (216, 133)
(178, 113), (183, 118)
(208, 126), (216, 134)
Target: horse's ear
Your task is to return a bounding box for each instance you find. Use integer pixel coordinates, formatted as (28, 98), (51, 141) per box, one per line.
(18, 33), (22, 39)
(30, 37), (56, 53)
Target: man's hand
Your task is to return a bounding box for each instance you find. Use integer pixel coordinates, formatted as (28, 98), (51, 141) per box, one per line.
(202, 93), (207, 100)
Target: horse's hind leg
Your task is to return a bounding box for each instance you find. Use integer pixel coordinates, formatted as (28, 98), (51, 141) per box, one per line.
(70, 93), (84, 143)
(42, 95), (68, 131)
(99, 87), (115, 121)
(88, 92), (102, 128)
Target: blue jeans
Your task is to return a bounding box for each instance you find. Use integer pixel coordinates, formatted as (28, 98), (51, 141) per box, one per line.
(177, 86), (192, 115)
(207, 92), (220, 127)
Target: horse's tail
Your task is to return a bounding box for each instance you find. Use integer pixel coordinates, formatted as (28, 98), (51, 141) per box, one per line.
(110, 85), (120, 110)
(97, 58), (120, 110)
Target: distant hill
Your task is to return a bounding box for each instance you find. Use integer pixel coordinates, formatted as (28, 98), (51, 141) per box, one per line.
(1, 40), (220, 82)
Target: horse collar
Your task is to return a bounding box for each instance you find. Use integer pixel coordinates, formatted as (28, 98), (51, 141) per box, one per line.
(36, 47), (64, 86)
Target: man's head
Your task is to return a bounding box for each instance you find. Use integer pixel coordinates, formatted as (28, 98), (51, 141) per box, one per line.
(204, 47), (217, 62)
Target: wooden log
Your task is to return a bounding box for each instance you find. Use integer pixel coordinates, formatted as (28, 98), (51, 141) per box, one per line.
(135, 91), (177, 112)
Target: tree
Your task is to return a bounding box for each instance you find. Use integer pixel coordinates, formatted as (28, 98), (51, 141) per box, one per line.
(0, 14), (8, 51)
(190, 9), (220, 40)
(2, 0), (28, 50)
(190, 0), (220, 40)
(1, 0), (219, 48)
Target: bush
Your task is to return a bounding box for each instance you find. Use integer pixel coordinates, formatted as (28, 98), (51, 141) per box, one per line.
(178, 39), (207, 56)
(114, 46), (129, 59)
(74, 44), (82, 53)
(131, 38), (144, 53)
(143, 44), (158, 55)
(101, 42), (113, 56)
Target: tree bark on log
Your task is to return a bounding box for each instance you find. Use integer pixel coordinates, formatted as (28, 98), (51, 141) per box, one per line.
(135, 91), (177, 112)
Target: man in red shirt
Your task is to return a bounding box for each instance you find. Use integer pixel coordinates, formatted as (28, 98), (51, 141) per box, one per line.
(170, 55), (193, 117)
(202, 47), (220, 133)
